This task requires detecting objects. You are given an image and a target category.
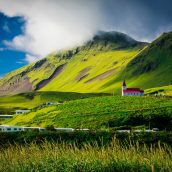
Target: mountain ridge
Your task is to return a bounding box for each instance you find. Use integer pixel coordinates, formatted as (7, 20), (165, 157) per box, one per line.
(0, 31), (172, 96)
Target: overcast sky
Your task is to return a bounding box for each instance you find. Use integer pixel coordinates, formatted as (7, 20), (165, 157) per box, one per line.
(0, 0), (172, 75)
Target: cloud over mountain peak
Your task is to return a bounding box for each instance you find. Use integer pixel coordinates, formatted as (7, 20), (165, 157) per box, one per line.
(0, 0), (172, 61)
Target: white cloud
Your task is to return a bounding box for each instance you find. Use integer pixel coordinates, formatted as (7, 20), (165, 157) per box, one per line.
(0, 0), (105, 59)
(25, 54), (41, 63)
(0, 0), (171, 63)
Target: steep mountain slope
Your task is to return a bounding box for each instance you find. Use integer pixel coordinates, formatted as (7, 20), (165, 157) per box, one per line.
(0, 54), (67, 95)
(0, 31), (146, 95)
(40, 32), (147, 93)
(116, 32), (172, 89)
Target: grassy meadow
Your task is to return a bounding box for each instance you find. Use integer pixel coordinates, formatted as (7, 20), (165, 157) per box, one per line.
(0, 138), (172, 172)
(4, 96), (172, 130)
(0, 130), (172, 172)
(0, 91), (107, 114)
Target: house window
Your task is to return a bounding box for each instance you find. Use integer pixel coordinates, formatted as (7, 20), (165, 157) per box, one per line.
(7, 128), (11, 131)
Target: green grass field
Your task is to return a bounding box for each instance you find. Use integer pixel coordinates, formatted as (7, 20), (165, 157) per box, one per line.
(0, 139), (171, 172)
(145, 85), (172, 96)
(0, 91), (107, 114)
(5, 96), (172, 130)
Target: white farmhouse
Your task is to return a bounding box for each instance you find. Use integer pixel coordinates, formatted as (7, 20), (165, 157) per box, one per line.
(0, 125), (23, 132)
(122, 80), (144, 96)
(0, 125), (75, 132)
(0, 125), (45, 132)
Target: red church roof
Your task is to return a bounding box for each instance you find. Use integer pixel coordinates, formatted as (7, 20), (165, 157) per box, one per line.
(123, 88), (144, 93)
(122, 80), (144, 93)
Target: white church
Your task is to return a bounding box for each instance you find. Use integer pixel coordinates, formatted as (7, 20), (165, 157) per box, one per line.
(122, 80), (144, 96)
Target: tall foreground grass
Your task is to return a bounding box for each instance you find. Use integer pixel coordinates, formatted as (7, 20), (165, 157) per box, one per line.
(0, 139), (171, 172)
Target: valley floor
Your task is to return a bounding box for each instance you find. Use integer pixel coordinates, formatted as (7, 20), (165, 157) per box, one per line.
(0, 91), (172, 171)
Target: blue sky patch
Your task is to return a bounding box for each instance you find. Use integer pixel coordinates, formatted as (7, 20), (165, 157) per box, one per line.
(0, 12), (26, 76)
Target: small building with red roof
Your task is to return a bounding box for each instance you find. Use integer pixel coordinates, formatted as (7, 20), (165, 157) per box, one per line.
(122, 80), (144, 96)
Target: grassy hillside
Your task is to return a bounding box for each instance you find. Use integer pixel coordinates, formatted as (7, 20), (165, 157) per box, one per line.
(0, 55), (67, 95)
(5, 96), (172, 130)
(1, 31), (172, 96)
(0, 31), (146, 95)
(41, 47), (143, 93)
(41, 31), (146, 93)
(0, 91), (107, 114)
(145, 85), (172, 96)
(43, 31), (172, 93)
(119, 32), (172, 89)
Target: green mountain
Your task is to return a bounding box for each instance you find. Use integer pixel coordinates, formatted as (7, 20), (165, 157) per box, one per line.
(0, 31), (146, 95)
(0, 31), (172, 96)
(122, 32), (172, 89)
